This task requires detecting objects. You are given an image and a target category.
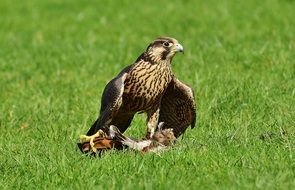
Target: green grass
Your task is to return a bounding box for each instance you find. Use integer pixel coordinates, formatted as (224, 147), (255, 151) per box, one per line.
(0, 0), (294, 189)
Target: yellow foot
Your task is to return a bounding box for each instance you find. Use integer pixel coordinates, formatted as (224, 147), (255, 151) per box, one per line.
(80, 130), (105, 153)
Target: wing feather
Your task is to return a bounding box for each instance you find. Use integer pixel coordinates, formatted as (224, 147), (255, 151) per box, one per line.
(86, 66), (133, 135)
(158, 77), (196, 138)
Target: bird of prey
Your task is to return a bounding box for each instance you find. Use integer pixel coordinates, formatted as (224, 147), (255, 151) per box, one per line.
(78, 37), (196, 153)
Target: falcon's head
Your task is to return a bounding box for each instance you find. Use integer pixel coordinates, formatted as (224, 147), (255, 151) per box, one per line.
(144, 37), (184, 63)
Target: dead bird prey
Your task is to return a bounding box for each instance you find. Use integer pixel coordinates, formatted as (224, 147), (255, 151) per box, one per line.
(78, 37), (196, 154)
(109, 122), (176, 153)
(79, 123), (176, 154)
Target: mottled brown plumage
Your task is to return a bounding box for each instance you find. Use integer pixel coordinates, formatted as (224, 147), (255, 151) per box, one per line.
(78, 37), (195, 153)
(158, 77), (196, 138)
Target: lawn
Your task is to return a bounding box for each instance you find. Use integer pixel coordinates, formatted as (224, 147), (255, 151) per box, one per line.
(0, 0), (294, 189)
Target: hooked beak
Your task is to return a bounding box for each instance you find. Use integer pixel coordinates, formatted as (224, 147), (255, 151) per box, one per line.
(175, 43), (184, 53)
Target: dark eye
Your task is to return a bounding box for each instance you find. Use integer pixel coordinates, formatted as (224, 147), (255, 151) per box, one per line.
(163, 42), (170, 47)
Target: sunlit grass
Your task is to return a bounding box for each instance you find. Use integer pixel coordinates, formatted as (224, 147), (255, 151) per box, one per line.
(0, 0), (294, 189)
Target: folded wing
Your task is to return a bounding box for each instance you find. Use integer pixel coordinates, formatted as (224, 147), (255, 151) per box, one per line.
(159, 77), (196, 138)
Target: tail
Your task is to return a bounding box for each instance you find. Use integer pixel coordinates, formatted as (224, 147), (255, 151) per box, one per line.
(109, 125), (151, 151)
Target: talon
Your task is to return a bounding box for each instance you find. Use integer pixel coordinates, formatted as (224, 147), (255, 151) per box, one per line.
(79, 130), (105, 153)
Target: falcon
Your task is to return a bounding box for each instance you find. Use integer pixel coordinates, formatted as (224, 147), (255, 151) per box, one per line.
(78, 37), (196, 153)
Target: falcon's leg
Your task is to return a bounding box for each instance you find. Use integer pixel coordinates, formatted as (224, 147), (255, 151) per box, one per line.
(146, 107), (160, 139)
(79, 107), (120, 153)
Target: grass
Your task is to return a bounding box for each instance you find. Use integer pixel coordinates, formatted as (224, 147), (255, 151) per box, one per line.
(0, 0), (294, 189)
